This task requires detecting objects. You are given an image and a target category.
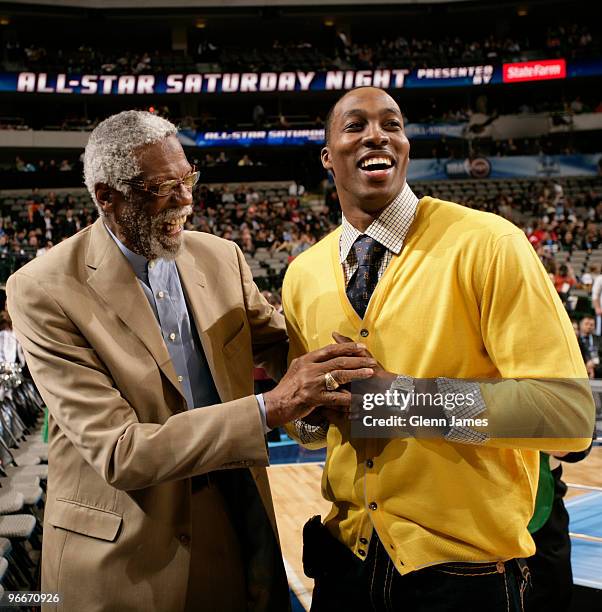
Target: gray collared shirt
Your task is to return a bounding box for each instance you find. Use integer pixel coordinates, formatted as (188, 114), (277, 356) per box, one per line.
(104, 224), (219, 411)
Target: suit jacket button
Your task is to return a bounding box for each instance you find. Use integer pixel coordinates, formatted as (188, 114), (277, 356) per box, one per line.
(179, 534), (190, 545)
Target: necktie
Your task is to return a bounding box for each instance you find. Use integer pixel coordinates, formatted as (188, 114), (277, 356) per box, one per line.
(346, 235), (385, 319)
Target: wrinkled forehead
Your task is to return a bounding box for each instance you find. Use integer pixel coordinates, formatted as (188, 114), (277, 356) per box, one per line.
(333, 88), (401, 123)
(135, 134), (189, 178)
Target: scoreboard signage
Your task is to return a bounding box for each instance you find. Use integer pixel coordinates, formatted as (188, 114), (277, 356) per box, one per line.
(5, 70), (410, 95)
(0, 59), (597, 95)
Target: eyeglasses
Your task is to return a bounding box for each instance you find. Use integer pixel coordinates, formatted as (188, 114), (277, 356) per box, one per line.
(121, 166), (200, 197)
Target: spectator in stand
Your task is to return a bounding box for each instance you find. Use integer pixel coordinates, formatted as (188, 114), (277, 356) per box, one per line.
(560, 231), (576, 253)
(58, 208), (81, 239)
(570, 97), (585, 114)
(239, 228), (255, 254)
(215, 151), (229, 165)
(553, 263), (576, 301)
(592, 269), (602, 334)
(0, 311), (26, 366)
(36, 239), (53, 258)
(571, 318), (595, 378)
(252, 104), (266, 129)
(580, 264), (598, 290)
(579, 315), (602, 377)
(43, 209), (54, 240)
(290, 232), (315, 257)
(221, 187), (236, 205)
(0, 235), (9, 258)
(238, 154), (254, 167)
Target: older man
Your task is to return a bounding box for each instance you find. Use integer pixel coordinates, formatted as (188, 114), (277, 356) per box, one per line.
(282, 87), (594, 611)
(7, 111), (375, 611)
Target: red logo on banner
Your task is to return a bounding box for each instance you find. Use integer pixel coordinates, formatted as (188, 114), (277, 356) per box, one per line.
(503, 59), (567, 83)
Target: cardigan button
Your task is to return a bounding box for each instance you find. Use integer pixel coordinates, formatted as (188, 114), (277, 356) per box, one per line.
(360, 329), (369, 337)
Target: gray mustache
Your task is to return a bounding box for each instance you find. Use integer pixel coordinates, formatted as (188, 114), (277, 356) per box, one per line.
(155, 205), (193, 224)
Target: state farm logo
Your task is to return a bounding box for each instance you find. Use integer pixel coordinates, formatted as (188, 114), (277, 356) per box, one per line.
(503, 59), (566, 83)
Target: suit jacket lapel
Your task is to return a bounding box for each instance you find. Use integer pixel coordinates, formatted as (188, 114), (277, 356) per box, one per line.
(85, 220), (186, 403)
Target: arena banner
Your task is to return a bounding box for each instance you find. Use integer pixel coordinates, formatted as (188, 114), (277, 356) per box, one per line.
(178, 128), (324, 147)
(407, 154), (602, 181)
(0, 57), (598, 95)
(178, 122), (468, 147)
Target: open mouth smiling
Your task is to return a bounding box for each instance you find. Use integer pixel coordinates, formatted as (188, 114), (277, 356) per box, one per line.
(357, 154), (396, 179)
(357, 155), (396, 172)
(162, 214), (188, 235)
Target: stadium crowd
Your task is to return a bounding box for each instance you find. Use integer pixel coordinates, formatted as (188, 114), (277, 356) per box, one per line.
(0, 183), (331, 276)
(1, 177), (601, 291)
(335, 24), (596, 70)
(4, 151), (264, 173)
(3, 23), (597, 75)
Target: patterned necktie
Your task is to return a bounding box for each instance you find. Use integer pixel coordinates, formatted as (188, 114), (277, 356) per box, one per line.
(346, 235), (386, 319)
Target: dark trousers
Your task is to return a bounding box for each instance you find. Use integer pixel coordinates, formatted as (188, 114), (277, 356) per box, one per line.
(306, 527), (528, 612)
(525, 466), (572, 612)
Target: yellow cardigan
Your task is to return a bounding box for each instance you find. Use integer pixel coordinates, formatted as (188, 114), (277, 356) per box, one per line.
(282, 196), (594, 573)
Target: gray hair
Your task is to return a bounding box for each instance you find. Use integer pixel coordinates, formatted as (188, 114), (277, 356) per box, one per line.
(83, 110), (177, 212)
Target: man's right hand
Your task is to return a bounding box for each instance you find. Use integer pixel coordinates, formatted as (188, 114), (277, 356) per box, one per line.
(263, 342), (376, 428)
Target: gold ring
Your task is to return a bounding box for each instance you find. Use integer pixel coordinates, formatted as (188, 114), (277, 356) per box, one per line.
(324, 372), (340, 391)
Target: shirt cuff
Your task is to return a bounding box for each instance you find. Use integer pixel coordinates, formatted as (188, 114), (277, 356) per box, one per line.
(435, 378), (488, 445)
(256, 394), (271, 434)
(292, 419), (329, 444)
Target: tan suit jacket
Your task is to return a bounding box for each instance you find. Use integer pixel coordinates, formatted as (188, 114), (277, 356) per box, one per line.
(7, 219), (290, 611)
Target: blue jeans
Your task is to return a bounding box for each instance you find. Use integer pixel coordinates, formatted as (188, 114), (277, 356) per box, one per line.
(310, 535), (528, 612)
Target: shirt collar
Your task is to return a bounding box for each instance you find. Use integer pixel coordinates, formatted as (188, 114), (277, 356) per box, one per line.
(339, 182), (419, 263)
(103, 222), (153, 283)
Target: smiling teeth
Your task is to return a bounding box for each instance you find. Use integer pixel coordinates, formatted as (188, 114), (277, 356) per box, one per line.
(165, 215), (187, 228)
(360, 157), (393, 169)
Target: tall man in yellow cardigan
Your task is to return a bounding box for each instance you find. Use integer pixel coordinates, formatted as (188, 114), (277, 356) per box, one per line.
(282, 87), (595, 611)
